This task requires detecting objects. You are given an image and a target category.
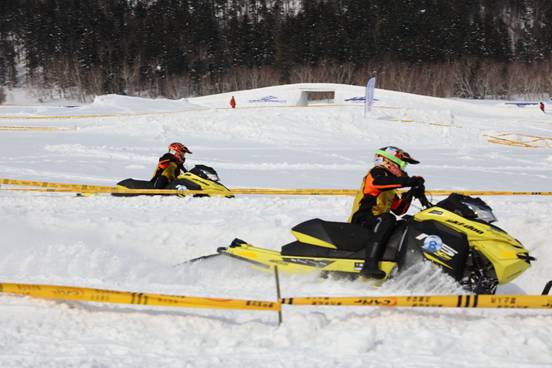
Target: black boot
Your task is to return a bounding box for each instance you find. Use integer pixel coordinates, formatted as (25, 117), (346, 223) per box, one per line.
(360, 242), (386, 280)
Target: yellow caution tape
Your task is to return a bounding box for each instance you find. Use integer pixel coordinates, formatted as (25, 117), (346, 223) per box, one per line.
(229, 189), (552, 196)
(0, 104), (410, 121)
(0, 178), (114, 190)
(228, 188), (357, 196)
(0, 114), (120, 120)
(0, 178), (358, 195)
(2, 178), (552, 196)
(393, 119), (456, 128)
(3, 186), (552, 197)
(0, 282), (280, 312)
(214, 104), (403, 111)
(282, 294), (552, 309)
(1, 187), (213, 195)
(485, 133), (552, 148)
(2, 282), (551, 312)
(426, 190), (552, 196)
(0, 110), (202, 120)
(0, 126), (73, 132)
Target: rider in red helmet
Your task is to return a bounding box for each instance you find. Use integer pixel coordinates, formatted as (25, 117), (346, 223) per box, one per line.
(350, 146), (425, 279)
(151, 142), (192, 189)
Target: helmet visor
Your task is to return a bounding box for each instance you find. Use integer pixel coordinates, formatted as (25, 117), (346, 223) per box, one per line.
(375, 149), (407, 170)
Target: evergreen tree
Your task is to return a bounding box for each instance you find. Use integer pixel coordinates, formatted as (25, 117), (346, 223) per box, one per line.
(0, 1), (18, 87)
(188, 1), (224, 94)
(542, 2), (552, 57)
(341, 0), (377, 63)
(274, 14), (297, 82)
(0, 0), (549, 98)
(515, 2), (543, 62)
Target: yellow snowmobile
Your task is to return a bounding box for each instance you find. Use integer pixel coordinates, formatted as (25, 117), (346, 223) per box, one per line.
(217, 191), (533, 294)
(114, 164), (233, 197)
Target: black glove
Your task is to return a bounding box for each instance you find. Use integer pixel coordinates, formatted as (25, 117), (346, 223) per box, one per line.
(404, 182), (423, 197)
(406, 176), (425, 187)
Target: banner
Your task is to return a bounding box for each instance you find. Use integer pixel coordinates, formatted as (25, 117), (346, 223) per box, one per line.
(364, 77), (376, 116)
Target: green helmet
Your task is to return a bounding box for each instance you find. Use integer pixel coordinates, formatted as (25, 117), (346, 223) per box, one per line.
(374, 146), (419, 170)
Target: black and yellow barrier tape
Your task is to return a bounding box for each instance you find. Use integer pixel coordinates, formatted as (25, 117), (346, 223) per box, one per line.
(2, 282), (552, 312)
(281, 295), (552, 309)
(2, 178), (552, 196)
(0, 282), (280, 311)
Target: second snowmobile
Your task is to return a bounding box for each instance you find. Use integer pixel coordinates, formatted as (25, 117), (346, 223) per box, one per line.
(115, 164), (233, 197)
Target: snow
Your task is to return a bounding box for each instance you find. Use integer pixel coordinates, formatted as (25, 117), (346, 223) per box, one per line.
(1, 83), (551, 367)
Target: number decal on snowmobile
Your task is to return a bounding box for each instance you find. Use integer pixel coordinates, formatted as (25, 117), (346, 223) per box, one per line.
(416, 233), (458, 260)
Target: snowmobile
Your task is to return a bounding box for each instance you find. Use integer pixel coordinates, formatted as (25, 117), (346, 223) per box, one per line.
(216, 189), (534, 294)
(114, 164), (233, 197)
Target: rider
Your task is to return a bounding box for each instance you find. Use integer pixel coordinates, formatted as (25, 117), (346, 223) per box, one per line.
(151, 142), (192, 189)
(350, 146), (425, 279)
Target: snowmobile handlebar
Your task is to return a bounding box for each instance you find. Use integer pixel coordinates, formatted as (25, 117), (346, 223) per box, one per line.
(410, 184), (433, 209)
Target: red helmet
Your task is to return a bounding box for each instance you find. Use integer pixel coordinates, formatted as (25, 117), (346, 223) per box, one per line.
(168, 142), (192, 162)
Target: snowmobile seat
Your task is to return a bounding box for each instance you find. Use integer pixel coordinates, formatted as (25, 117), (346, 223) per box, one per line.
(281, 241), (365, 259)
(116, 178), (154, 189)
(290, 218), (373, 251)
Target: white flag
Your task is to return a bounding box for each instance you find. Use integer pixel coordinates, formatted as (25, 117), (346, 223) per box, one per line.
(364, 77), (376, 117)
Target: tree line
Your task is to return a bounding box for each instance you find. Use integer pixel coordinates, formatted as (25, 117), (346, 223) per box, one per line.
(0, 0), (551, 102)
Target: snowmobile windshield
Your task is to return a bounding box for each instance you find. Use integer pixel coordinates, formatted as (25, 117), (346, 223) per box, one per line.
(191, 165), (220, 182)
(436, 194), (497, 224)
(204, 170), (219, 182)
(461, 199), (497, 223)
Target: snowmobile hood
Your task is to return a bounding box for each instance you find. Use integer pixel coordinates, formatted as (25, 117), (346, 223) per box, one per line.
(414, 206), (531, 284)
